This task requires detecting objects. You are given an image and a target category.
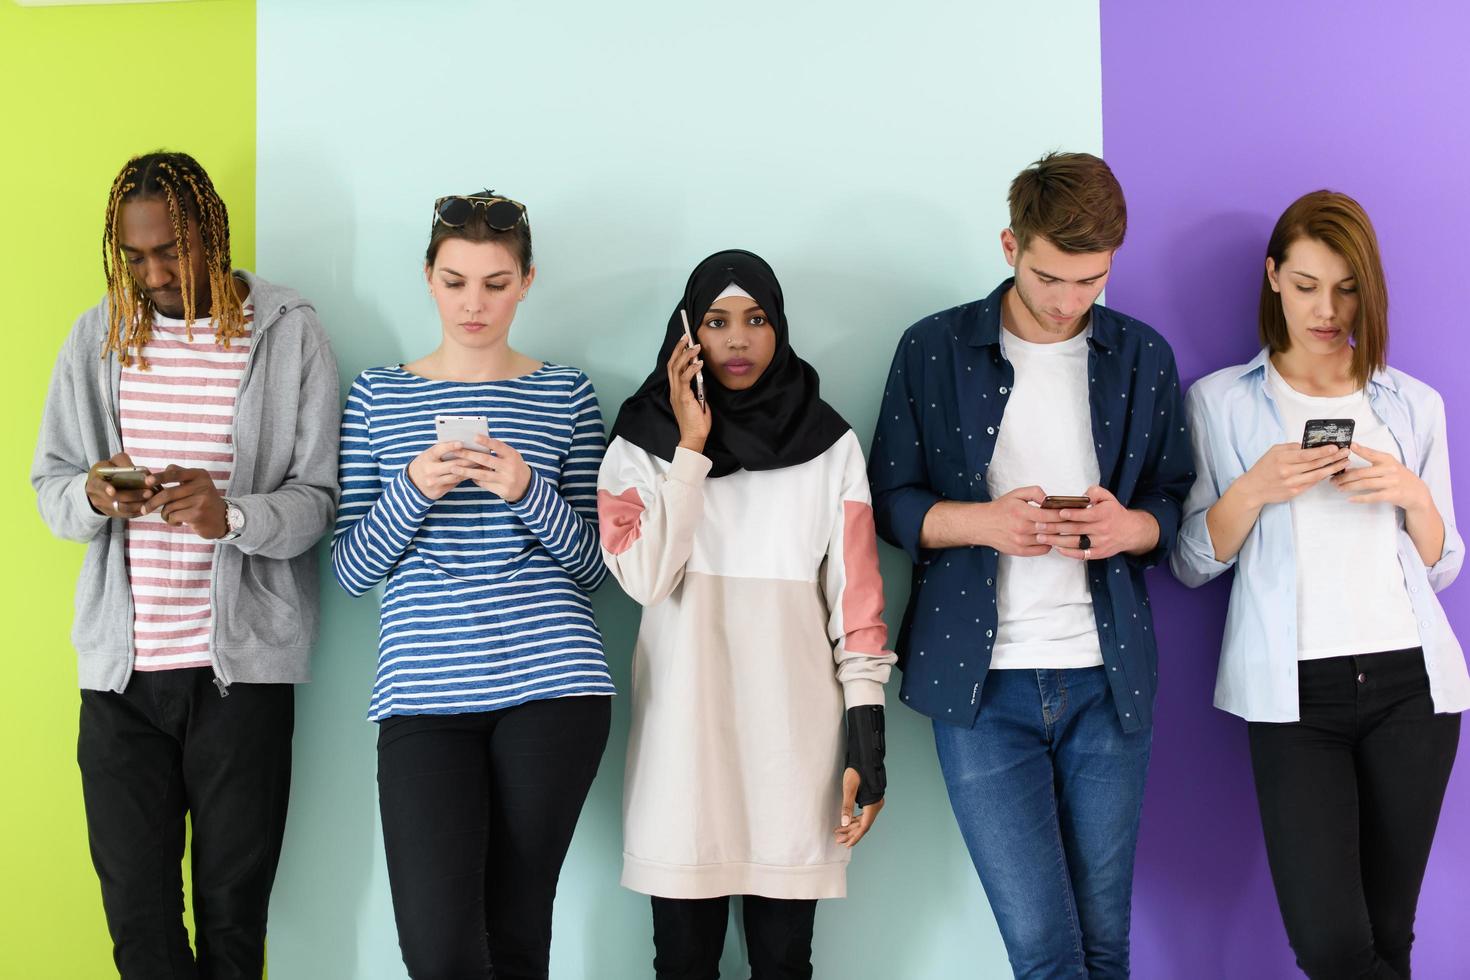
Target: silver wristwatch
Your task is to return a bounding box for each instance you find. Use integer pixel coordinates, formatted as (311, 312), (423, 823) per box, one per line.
(221, 499), (246, 541)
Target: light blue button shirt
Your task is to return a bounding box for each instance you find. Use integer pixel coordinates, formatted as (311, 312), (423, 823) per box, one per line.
(1171, 348), (1467, 722)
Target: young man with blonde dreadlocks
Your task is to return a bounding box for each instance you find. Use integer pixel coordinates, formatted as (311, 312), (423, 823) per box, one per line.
(31, 150), (340, 978)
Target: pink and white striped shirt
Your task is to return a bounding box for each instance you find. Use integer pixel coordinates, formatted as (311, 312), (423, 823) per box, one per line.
(120, 300), (254, 672)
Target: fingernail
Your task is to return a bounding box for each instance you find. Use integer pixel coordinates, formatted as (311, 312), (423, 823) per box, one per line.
(841, 815), (851, 827)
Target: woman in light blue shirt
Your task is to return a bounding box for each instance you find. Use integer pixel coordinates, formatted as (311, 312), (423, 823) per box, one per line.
(1172, 190), (1464, 980)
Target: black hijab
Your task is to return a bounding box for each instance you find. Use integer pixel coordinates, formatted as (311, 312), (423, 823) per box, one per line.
(610, 249), (850, 478)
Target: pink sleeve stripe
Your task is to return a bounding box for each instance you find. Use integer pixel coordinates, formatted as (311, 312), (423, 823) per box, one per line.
(597, 487), (645, 556)
(841, 500), (889, 655)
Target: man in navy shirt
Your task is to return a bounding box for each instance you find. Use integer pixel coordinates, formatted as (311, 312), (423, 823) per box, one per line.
(870, 152), (1193, 977)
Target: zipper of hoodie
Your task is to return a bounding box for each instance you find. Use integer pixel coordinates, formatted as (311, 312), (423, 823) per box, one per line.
(99, 351), (138, 691)
(208, 294), (283, 697)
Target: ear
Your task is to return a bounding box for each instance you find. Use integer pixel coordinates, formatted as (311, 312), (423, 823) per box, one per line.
(519, 264), (537, 300)
(1265, 256), (1281, 293)
(1000, 228), (1020, 269)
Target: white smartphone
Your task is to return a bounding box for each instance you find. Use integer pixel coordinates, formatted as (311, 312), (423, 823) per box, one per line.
(679, 309), (705, 406)
(434, 415), (490, 460)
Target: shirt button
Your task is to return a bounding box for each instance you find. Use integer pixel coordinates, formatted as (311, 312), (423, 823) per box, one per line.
(1357, 672), (1367, 684)
(999, 386), (1008, 394)
(985, 629), (994, 638)
(986, 427), (996, 435)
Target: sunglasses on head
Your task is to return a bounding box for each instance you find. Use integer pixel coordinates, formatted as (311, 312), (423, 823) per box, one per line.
(432, 191), (526, 231)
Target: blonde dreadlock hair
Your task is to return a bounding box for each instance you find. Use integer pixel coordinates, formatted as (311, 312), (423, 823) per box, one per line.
(101, 151), (245, 367)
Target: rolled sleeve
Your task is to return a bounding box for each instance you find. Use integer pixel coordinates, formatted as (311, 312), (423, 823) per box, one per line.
(1418, 391), (1462, 592)
(1170, 384), (1236, 587)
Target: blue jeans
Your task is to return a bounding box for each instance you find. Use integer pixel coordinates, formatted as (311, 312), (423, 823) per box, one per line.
(934, 666), (1152, 980)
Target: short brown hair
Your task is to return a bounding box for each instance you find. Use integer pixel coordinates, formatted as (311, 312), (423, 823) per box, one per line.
(1008, 151), (1127, 254)
(1259, 190), (1387, 388)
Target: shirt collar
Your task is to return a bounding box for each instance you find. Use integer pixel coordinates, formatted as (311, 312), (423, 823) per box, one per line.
(1234, 347), (1399, 394)
(962, 277), (1117, 351)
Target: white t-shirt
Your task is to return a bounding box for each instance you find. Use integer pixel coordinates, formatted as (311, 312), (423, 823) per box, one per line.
(984, 325), (1104, 670)
(1265, 362), (1421, 660)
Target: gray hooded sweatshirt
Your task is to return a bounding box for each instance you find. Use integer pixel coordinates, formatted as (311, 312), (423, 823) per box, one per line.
(31, 271), (340, 692)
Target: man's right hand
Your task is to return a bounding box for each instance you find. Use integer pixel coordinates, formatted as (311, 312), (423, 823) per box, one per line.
(977, 486), (1060, 556)
(86, 452), (155, 519)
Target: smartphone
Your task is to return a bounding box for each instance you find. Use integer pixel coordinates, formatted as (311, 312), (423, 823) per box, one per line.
(679, 309), (705, 406)
(1302, 418), (1355, 450)
(1040, 495), (1092, 510)
(96, 466), (150, 490)
(434, 415), (490, 460)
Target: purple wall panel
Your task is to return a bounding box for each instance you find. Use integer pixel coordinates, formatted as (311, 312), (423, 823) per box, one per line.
(1101, 4), (1470, 977)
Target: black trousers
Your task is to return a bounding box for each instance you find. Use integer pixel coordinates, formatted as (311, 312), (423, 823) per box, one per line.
(651, 894), (818, 980)
(377, 694), (611, 980)
(1249, 648), (1460, 980)
(77, 667), (294, 980)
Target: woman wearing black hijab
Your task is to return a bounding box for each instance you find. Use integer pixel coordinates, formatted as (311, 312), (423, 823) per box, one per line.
(598, 250), (895, 978)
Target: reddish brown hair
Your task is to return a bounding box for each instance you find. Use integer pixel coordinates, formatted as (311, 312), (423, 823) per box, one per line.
(1008, 151), (1127, 254)
(1260, 190), (1387, 387)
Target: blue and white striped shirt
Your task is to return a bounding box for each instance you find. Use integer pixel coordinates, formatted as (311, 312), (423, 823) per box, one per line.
(332, 364), (613, 721)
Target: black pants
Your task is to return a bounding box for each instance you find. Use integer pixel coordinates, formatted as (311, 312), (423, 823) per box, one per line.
(651, 894), (818, 980)
(77, 667), (294, 980)
(377, 694), (611, 980)
(1249, 648), (1460, 980)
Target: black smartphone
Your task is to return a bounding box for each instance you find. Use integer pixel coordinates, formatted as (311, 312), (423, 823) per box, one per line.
(1302, 418), (1355, 450)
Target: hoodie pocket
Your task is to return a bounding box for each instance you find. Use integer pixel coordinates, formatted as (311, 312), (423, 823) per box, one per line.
(217, 552), (307, 649)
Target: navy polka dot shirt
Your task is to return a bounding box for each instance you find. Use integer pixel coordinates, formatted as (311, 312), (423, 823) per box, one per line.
(868, 280), (1195, 732)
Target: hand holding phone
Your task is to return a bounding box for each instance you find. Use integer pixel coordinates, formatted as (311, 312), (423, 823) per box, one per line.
(666, 326), (711, 454)
(409, 416), (492, 501)
(680, 309), (705, 407)
(86, 454), (154, 518)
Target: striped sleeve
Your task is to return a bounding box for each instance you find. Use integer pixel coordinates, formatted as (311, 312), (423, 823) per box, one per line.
(822, 433), (896, 709)
(506, 372), (607, 592)
(331, 373), (434, 596)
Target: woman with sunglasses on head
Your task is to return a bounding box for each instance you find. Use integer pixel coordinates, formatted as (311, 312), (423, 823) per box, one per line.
(332, 191), (612, 980)
(598, 249), (896, 979)
(1172, 191), (1466, 980)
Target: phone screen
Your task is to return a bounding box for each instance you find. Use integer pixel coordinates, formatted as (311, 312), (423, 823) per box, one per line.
(1302, 418), (1355, 450)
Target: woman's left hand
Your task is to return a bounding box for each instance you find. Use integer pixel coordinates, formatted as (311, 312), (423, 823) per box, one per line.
(1333, 442), (1433, 513)
(455, 436), (532, 503)
(832, 768), (884, 848)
